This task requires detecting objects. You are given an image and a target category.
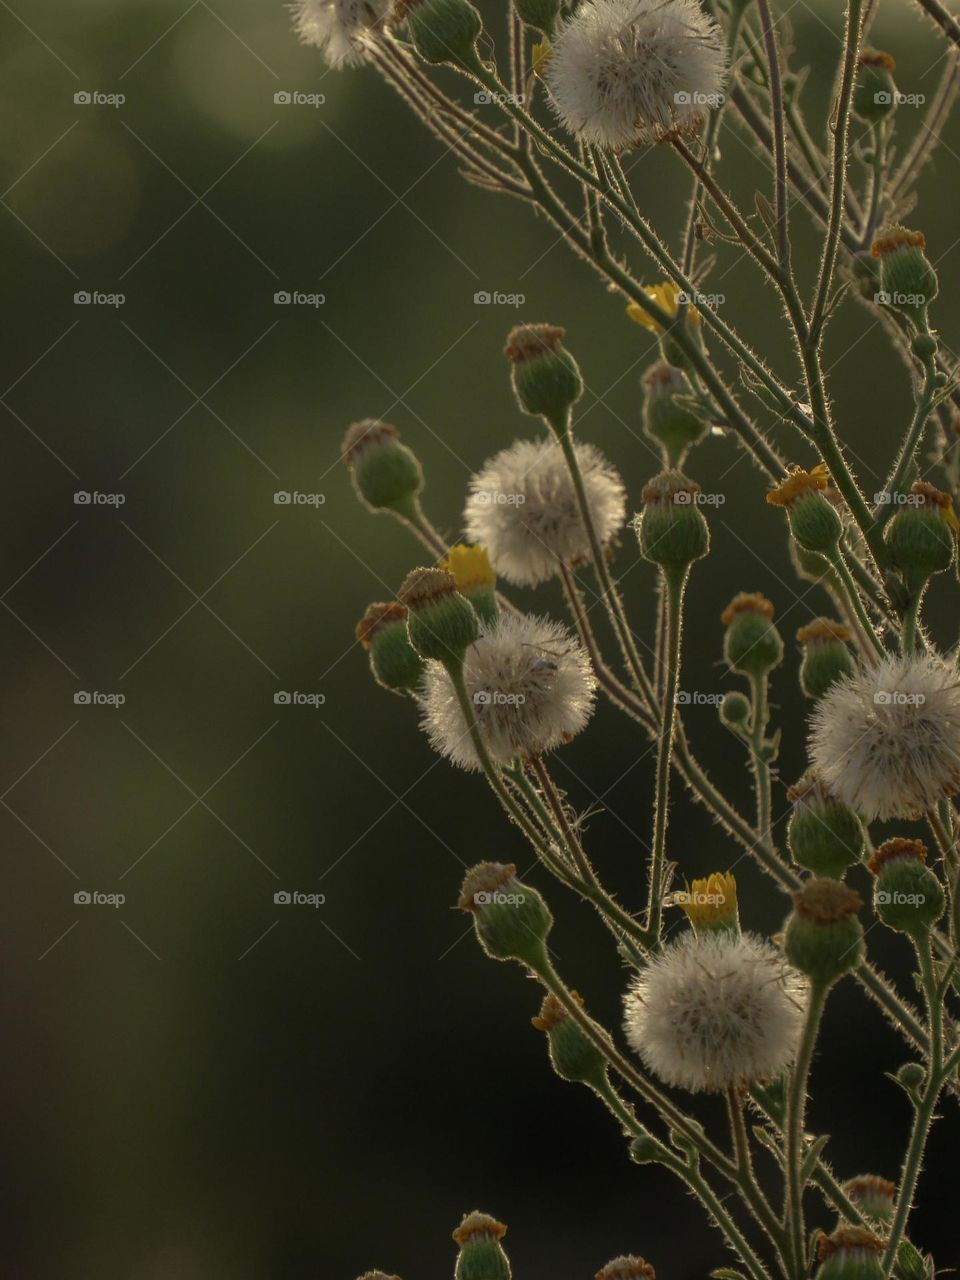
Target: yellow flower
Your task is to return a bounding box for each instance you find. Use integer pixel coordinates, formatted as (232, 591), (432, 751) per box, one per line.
(678, 872), (739, 933)
(765, 463), (831, 509)
(531, 37), (552, 77)
(443, 543), (496, 592)
(626, 281), (701, 335)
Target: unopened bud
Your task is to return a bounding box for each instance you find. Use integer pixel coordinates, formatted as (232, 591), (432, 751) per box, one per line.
(532, 990), (606, 1086)
(842, 1174), (895, 1222)
(815, 1226), (884, 1280)
(797, 619), (856, 698)
(787, 773), (863, 878)
(853, 50), (898, 122)
(884, 481), (957, 592)
(453, 1211), (511, 1280)
(784, 879), (864, 986)
(641, 361), (708, 467)
(342, 419), (423, 520)
(767, 465), (843, 554)
(503, 324), (583, 431)
(458, 862), (552, 969)
(872, 225), (938, 330)
(356, 602), (424, 694)
(635, 471), (710, 571)
(398, 567), (479, 668)
(595, 1257), (656, 1280)
(869, 838), (945, 935)
(721, 593), (783, 677)
(405, 0), (483, 68)
(720, 690), (751, 728)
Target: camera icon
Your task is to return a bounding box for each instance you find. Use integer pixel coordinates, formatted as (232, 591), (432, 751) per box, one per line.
(274, 691), (292, 705)
(274, 491), (292, 504)
(474, 291), (491, 304)
(73, 491), (92, 505)
(874, 290), (891, 305)
(274, 91), (293, 105)
(74, 91), (92, 105)
(675, 690), (692, 704)
(674, 91), (692, 105)
(876, 890), (891, 904)
(73, 691), (92, 705)
(274, 890), (292, 904)
(673, 490), (693, 505)
(473, 91), (493, 104)
(274, 291), (292, 305)
(473, 690), (492, 705)
(874, 91), (892, 104)
(874, 691), (892, 705)
(74, 890), (92, 905)
(74, 291), (92, 305)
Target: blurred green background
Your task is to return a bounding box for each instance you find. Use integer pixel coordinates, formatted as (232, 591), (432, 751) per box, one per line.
(2, 0), (959, 1275)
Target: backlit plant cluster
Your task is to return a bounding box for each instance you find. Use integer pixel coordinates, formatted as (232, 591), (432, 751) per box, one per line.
(294, 0), (960, 1274)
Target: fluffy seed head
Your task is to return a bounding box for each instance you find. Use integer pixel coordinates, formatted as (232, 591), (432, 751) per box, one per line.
(291, 0), (390, 68)
(808, 653), (960, 819)
(546, 0), (727, 149)
(419, 612), (596, 769)
(624, 931), (807, 1092)
(465, 436), (625, 586)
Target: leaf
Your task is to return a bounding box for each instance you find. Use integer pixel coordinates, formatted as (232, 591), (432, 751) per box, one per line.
(799, 1133), (831, 1185)
(754, 191), (777, 239)
(894, 1239), (931, 1280)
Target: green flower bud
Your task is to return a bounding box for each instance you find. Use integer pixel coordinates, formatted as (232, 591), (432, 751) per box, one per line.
(532, 990), (606, 1087)
(784, 879), (864, 986)
(872, 225), (938, 329)
(458, 862), (552, 969)
(452, 1212), (511, 1280)
(842, 1174), (896, 1223)
(342, 419), (424, 519)
(635, 471), (710, 572)
(815, 1227), (885, 1280)
(641, 362), (708, 467)
(884, 481), (957, 592)
(869, 838), (945, 935)
(797, 618), (856, 699)
(398, 567), (479, 668)
(720, 690), (751, 728)
(721, 593), (783, 677)
(596, 1257), (657, 1280)
(356, 602), (424, 694)
(853, 50), (898, 122)
(786, 773), (864, 878)
(503, 324), (583, 431)
(512, 0), (559, 30)
(405, 0), (483, 68)
(767, 465), (843, 554)
(896, 1061), (926, 1092)
(628, 1130), (671, 1164)
(443, 544), (499, 628)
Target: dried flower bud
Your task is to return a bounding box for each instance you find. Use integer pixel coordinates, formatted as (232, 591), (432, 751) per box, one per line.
(786, 773), (863, 878)
(635, 470), (710, 571)
(453, 1211), (511, 1280)
(884, 481), (957, 591)
(458, 862), (553, 969)
(815, 1226), (885, 1280)
(797, 618), (856, 698)
(721, 593), (783, 677)
(503, 323), (583, 431)
(405, 0), (483, 68)
(676, 871), (739, 935)
(871, 225), (938, 330)
(342, 419), (424, 519)
(784, 879), (864, 986)
(532, 990), (607, 1086)
(442, 544), (499, 628)
(356, 602), (424, 694)
(854, 49), (898, 122)
(596, 1258), (656, 1280)
(641, 361), (707, 467)
(767, 464), (843, 554)
(398, 567), (479, 667)
(869, 838), (945, 935)
(842, 1174), (896, 1222)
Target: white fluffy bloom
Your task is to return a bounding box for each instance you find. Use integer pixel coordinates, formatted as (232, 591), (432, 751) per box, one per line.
(464, 436), (626, 587)
(624, 932), (807, 1092)
(809, 653), (960, 820)
(291, 0), (389, 68)
(546, 0), (727, 149)
(419, 613), (597, 770)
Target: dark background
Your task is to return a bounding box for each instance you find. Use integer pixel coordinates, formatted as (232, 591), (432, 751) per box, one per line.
(1, 1), (958, 1276)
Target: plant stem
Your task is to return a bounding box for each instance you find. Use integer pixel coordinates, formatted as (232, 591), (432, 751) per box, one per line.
(784, 981), (829, 1279)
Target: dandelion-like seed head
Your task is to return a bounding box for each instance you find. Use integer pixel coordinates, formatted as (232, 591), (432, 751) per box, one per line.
(465, 436), (626, 586)
(420, 612), (596, 769)
(291, 0), (391, 67)
(808, 653), (960, 819)
(546, 0), (727, 149)
(624, 931), (807, 1092)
